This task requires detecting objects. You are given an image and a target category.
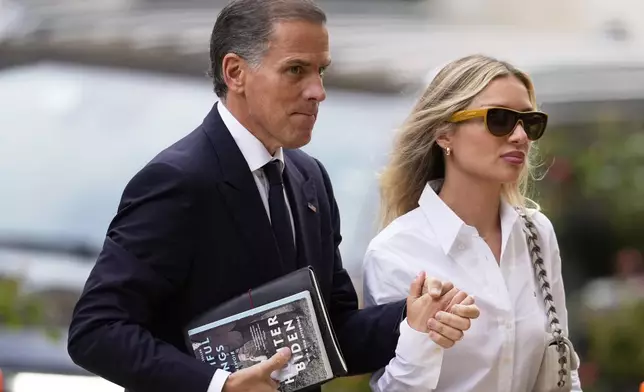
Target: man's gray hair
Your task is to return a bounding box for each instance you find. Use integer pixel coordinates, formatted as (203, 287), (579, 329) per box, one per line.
(209, 0), (327, 98)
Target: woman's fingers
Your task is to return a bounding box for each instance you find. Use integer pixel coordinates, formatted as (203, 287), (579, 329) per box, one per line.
(428, 317), (465, 342)
(446, 290), (468, 311)
(459, 295), (475, 306)
(429, 330), (456, 349)
(432, 311), (471, 332)
(452, 303), (481, 319)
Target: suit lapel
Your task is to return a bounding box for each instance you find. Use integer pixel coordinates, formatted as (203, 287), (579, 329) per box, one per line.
(202, 103), (284, 275)
(283, 153), (321, 270)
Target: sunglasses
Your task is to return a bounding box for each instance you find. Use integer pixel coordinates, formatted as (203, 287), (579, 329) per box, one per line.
(449, 107), (548, 141)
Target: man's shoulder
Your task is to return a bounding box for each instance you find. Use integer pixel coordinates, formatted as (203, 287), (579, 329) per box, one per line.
(126, 125), (215, 193)
(146, 126), (213, 177)
(285, 148), (325, 178)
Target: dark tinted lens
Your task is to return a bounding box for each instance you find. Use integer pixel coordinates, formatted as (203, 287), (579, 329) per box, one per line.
(521, 112), (548, 140)
(486, 108), (519, 136)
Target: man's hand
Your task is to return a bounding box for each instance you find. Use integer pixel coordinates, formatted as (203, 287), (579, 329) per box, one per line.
(406, 271), (480, 349)
(421, 274), (453, 298)
(223, 347), (291, 392)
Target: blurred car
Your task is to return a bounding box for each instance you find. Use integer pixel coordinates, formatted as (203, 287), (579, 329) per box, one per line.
(0, 60), (415, 391)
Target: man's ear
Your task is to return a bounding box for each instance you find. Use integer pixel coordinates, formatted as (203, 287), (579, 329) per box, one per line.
(222, 53), (247, 95)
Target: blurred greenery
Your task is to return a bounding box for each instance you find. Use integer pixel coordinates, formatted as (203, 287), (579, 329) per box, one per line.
(536, 113), (644, 390)
(322, 374), (371, 392)
(0, 277), (60, 339)
(0, 277), (42, 328)
(586, 300), (644, 383)
(538, 118), (644, 243)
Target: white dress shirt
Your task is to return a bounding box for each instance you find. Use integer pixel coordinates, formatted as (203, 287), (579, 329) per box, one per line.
(363, 180), (582, 392)
(207, 102), (296, 392)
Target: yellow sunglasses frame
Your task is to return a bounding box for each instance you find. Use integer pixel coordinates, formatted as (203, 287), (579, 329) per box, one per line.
(449, 107), (548, 139)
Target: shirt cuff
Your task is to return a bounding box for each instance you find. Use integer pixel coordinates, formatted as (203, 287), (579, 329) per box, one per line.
(373, 318), (444, 391)
(207, 369), (231, 392)
(397, 317), (444, 367)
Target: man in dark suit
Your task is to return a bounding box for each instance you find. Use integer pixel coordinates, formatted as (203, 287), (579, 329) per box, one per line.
(68, 1), (479, 391)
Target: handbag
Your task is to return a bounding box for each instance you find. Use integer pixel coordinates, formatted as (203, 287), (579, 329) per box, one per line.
(516, 208), (579, 392)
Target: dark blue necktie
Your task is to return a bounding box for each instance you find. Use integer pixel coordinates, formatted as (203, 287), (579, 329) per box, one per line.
(263, 160), (296, 269)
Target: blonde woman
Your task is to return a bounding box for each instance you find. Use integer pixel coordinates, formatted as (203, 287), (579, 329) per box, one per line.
(362, 55), (582, 391)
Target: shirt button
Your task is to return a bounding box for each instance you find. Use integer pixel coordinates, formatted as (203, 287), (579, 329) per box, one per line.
(458, 243), (465, 250)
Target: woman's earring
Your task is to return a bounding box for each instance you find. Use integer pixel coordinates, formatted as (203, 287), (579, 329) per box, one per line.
(445, 147), (451, 156)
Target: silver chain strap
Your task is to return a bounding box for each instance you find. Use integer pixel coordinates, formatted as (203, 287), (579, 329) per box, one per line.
(516, 208), (568, 388)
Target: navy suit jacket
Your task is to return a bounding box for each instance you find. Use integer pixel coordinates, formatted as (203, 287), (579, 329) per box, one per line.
(68, 103), (406, 392)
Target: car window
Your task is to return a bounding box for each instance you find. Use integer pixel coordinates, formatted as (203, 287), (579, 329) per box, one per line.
(0, 62), (214, 245)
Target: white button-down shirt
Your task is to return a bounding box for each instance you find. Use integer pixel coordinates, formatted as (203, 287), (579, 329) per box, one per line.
(363, 180), (582, 392)
(207, 102), (296, 392)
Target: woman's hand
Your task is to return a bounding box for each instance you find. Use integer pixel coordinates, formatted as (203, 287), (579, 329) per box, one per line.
(406, 271), (480, 349)
(427, 295), (480, 348)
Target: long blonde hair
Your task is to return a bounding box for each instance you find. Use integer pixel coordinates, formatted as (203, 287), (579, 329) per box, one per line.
(379, 54), (540, 228)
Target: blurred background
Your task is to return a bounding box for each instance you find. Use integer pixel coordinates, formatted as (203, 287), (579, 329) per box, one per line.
(1, 0), (643, 391)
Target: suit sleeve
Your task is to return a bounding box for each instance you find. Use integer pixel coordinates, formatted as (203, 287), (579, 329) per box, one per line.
(314, 159), (406, 375)
(67, 162), (216, 392)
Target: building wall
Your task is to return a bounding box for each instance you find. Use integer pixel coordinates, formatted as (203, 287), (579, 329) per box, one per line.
(426, 0), (643, 41)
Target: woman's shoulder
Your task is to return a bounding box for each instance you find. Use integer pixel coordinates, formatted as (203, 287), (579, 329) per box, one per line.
(368, 208), (424, 246)
(363, 207), (448, 304)
(525, 207), (556, 234)
(521, 207), (559, 249)
(366, 207), (441, 257)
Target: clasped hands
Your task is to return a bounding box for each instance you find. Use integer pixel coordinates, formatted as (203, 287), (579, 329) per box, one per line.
(406, 271), (480, 348)
(222, 271), (480, 392)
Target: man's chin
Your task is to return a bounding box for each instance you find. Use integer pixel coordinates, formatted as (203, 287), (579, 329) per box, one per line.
(283, 130), (313, 150)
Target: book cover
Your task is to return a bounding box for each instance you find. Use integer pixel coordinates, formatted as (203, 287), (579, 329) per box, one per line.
(187, 290), (334, 391)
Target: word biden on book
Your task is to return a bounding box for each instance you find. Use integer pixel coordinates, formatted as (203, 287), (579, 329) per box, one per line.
(269, 315), (307, 384)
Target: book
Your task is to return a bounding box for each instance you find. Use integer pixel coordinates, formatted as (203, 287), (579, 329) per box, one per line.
(187, 291), (333, 390)
(184, 267), (347, 391)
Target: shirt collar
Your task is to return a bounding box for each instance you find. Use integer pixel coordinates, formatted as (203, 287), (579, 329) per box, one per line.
(217, 101), (285, 173)
(419, 179), (520, 256)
